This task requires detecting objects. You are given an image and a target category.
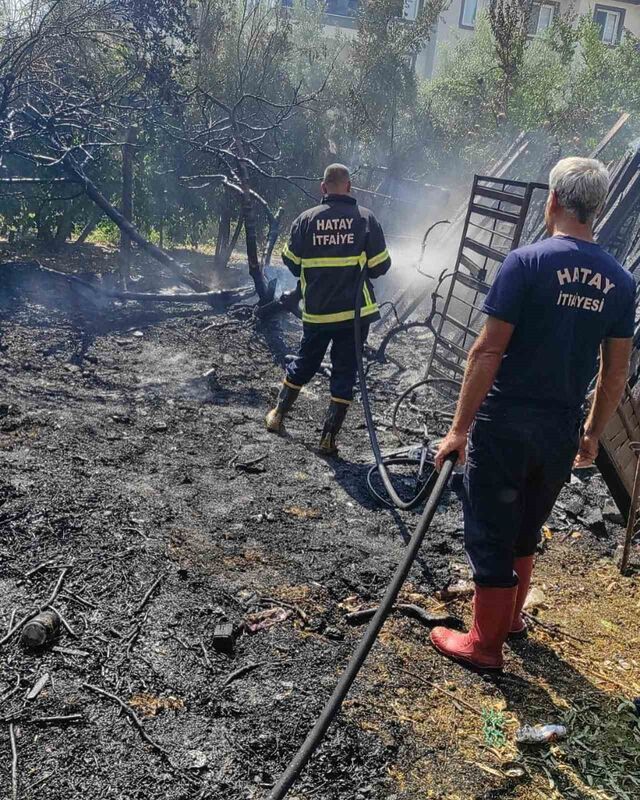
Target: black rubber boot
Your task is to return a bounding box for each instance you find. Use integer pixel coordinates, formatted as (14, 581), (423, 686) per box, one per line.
(266, 383), (300, 433)
(318, 400), (349, 455)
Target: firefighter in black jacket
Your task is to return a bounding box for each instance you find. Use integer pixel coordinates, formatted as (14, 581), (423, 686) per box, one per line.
(266, 164), (392, 454)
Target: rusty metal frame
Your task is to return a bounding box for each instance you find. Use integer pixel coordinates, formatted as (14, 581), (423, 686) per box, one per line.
(424, 175), (548, 388)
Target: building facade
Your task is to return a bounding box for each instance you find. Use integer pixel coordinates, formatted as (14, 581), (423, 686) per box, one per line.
(425, 0), (640, 75)
(308, 0), (640, 77)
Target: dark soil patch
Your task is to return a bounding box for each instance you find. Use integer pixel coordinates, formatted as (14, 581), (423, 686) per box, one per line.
(0, 253), (636, 800)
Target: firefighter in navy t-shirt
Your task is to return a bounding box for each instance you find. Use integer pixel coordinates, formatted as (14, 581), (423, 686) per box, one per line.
(432, 157), (635, 670)
(265, 164), (391, 454)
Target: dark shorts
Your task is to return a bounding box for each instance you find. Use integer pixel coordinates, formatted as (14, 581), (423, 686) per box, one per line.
(463, 411), (580, 587)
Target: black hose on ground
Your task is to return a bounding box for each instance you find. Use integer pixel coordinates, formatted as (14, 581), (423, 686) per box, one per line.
(365, 454), (433, 508)
(354, 266), (436, 510)
(266, 263), (458, 798)
(266, 453), (456, 800)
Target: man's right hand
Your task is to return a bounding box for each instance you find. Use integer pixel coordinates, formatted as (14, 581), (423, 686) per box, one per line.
(574, 432), (599, 468)
(435, 429), (468, 471)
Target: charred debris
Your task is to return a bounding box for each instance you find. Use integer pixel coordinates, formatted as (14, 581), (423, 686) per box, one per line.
(1, 119), (640, 800)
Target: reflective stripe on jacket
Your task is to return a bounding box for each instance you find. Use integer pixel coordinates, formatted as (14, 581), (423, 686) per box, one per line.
(281, 194), (391, 328)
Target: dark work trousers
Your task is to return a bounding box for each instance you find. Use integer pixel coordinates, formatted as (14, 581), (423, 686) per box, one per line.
(285, 324), (369, 403)
(463, 410), (580, 587)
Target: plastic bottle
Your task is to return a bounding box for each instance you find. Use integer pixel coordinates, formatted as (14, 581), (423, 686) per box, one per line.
(20, 609), (60, 649)
(515, 724), (567, 744)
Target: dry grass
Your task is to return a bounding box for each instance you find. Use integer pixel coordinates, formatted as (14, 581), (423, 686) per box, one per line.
(128, 693), (185, 717)
(346, 540), (640, 799)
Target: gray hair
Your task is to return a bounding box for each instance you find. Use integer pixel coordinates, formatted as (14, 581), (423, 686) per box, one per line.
(549, 157), (609, 224)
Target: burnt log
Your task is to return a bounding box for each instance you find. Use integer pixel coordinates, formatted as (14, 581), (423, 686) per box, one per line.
(1, 260), (253, 306)
(254, 285), (302, 321)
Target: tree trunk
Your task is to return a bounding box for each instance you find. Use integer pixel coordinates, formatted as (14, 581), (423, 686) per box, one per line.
(119, 125), (137, 289)
(262, 207), (283, 270)
(215, 199), (231, 266)
(239, 176), (265, 296)
(52, 205), (74, 251)
(221, 213), (244, 269)
(232, 130), (271, 302)
(76, 209), (101, 243)
(2, 260), (253, 306)
(35, 208), (53, 245)
(60, 152), (209, 293)
(159, 171), (167, 250)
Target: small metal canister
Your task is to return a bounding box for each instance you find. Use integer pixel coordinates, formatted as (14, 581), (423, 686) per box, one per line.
(21, 610), (60, 649)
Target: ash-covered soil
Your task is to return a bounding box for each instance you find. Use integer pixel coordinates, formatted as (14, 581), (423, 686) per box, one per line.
(0, 258), (634, 800)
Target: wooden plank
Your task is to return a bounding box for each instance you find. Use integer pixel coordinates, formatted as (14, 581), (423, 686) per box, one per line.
(624, 383), (640, 425)
(617, 448), (636, 474)
(604, 414), (624, 438)
(617, 398), (638, 441)
(610, 428), (629, 450)
(600, 385), (640, 504)
(596, 448), (631, 519)
(485, 132), (528, 176)
(589, 113), (630, 158)
(597, 170), (640, 245)
(601, 442), (632, 491)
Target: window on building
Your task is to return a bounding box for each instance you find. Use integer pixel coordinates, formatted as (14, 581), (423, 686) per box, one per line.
(528, 2), (556, 35)
(325, 0), (359, 16)
(403, 0), (419, 21)
(460, 0), (478, 29)
(594, 5), (624, 45)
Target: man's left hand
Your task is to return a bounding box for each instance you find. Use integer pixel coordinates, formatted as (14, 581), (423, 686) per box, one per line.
(574, 432), (599, 469)
(435, 429), (468, 471)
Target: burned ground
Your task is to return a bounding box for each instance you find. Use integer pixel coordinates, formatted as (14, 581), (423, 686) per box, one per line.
(1, 255), (639, 800)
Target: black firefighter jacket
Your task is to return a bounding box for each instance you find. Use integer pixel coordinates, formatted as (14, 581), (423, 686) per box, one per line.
(281, 194), (392, 328)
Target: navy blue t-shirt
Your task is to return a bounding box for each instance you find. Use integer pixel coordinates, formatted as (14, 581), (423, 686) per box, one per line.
(481, 235), (635, 418)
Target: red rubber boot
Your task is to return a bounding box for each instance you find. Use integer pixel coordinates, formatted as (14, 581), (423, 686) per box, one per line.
(509, 555), (535, 639)
(430, 585), (517, 670)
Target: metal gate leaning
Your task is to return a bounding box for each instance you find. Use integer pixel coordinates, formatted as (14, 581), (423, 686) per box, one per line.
(424, 175), (549, 395)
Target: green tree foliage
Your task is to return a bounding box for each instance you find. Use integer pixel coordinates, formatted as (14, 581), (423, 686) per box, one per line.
(2, 0), (640, 258)
(341, 0), (446, 162)
(421, 11), (640, 186)
(0, 0), (445, 255)
(0, 0), (193, 244)
(488, 0), (532, 116)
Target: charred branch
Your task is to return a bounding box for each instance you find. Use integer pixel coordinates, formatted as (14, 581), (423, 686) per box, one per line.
(1, 260), (253, 305)
(59, 155), (209, 293)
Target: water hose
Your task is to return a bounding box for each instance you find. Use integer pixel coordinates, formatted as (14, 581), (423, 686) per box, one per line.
(354, 266), (437, 510)
(266, 259), (458, 798)
(266, 453), (456, 800)
(365, 451), (435, 508)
